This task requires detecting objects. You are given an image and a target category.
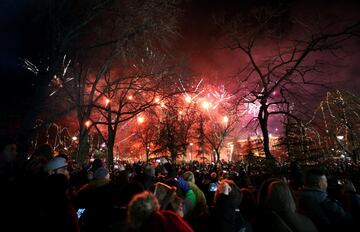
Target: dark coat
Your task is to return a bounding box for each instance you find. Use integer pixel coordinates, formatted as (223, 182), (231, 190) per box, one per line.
(297, 188), (353, 231)
(213, 194), (246, 232)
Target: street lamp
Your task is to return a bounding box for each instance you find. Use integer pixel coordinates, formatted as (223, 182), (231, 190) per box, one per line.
(336, 135), (344, 140)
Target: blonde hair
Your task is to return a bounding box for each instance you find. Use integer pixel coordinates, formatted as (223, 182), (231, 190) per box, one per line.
(264, 181), (296, 212)
(127, 191), (160, 229)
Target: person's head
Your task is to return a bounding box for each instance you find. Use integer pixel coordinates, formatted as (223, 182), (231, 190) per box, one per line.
(44, 156), (69, 178)
(257, 178), (280, 208)
(33, 144), (53, 162)
(145, 165), (155, 177)
(210, 172), (217, 181)
(305, 169), (328, 191)
(154, 182), (177, 209)
(183, 171), (195, 184)
(164, 163), (177, 178)
(127, 191), (160, 230)
(91, 158), (103, 171)
(263, 180), (296, 212)
(93, 166), (110, 180)
(144, 210), (194, 232)
(0, 138), (16, 162)
(215, 179), (242, 206)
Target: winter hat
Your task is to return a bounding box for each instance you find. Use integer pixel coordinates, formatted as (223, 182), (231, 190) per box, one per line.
(44, 157), (67, 172)
(177, 177), (191, 192)
(128, 191), (160, 229)
(91, 158), (103, 171)
(33, 144), (53, 161)
(164, 163), (177, 178)
(183, 171), (195, 183)
(144, 165), (155, 177)
(144, 210), (194, 232)
(93, 167), (109, 180)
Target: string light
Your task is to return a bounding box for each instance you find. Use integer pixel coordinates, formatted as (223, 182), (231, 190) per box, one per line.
(105, 98), (110, 106)
(85, 120), (91, 128)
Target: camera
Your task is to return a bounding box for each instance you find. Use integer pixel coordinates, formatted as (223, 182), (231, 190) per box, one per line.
(77, 208), (85, 219)
(209, 183), (218, 192)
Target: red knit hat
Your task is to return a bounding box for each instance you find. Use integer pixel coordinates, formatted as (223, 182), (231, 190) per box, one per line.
(143, 210), (193, 232)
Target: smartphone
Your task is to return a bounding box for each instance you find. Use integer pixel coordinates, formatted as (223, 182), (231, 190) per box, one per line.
(77, 208), (85, 219)
(209, 183), (218, 192)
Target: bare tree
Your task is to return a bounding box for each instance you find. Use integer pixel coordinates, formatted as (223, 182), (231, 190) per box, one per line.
(36, 0), (181, 165)
(18, 0), (114, 165)
(222, 8), (360, 160)
(154, 97), (198, 162)
(203, 113), (238, 163)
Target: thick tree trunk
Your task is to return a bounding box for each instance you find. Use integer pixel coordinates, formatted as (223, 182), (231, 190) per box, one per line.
(77, 128), (89, 164)
(107, 128), (115, 168)
(182, 144), (186, 162)
(259, 103), (274, 160)
(146, 146), (149, 162)
(216, 150), (220, 163)
(170, 147), (177, 163)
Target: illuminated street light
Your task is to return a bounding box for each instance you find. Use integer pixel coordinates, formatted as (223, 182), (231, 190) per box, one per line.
(179, 111), (183, 115)
(336, 135), (344, 140)
(72, 136), (78, 141)
(128, 95), (133, 100)
(154, 97), (160, 103)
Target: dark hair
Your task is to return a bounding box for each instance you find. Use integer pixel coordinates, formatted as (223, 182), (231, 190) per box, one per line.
(0, 138), (16, 152)
(305, 169), (326, 188)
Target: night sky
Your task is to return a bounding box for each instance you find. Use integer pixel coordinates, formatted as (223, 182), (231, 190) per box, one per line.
(1, 0), (360, 138)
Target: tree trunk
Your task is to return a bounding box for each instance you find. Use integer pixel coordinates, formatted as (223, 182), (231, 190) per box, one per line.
(146, 146), (149, 162)
(216, 150), (220, 163)
(259, 103), (274, 160)
(170, 147), (177, 163)
(182, 144), (186, 162)
(77, 127), (89, 164)
(107, 128), (115, 168)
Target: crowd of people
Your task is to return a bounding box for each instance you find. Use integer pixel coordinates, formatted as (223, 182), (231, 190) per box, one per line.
(1, 140), (360, 232)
